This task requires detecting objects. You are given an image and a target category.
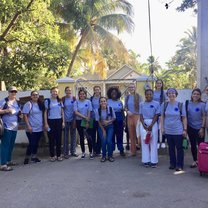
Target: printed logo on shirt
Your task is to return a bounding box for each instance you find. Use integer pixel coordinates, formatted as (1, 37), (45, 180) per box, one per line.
(118, 103), (122, 106)
(174, 107), (179, 111)
(150, 105), (154, 108)
(71, 101), (74, 103)
(85, 104), (88, 107)
(195, 108), (200, 112)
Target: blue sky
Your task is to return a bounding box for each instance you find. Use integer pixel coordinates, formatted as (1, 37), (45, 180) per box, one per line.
(118, 0), (197, 67)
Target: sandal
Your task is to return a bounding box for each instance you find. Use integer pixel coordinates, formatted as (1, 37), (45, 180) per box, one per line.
(190, 162), (198, 168)
(50, 157), (56, 162)
(7, 161), (17, 166)
(100, 157), (106, 162)
(57, 157), (63, 161)
(0, 165), (13, 171)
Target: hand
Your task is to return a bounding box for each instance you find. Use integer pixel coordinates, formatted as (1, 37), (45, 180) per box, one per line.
(62, 122), (65, 129)
(5, 109), (12, 114)
(27, 125), (32, 134)
(182, 130), (187, 137)
(198, 128), (205, 138)
(103, 120), (109, 126)
(85, 117), (90, 122)
(161, 128), (165, 135)
(85, 122), (89, 129)
(44, 124), (49, 131)
(147, 125), (153, 131)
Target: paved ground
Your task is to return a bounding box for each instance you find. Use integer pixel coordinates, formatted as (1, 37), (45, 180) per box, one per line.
(0, 146), (208, 208)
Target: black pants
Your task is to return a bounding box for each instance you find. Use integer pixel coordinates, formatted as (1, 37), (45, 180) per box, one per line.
(76, 120), (92, 153)
(91, 120), (101, 154)
(47, 119), (62, 157)
(187, 126), (204, 161)
(26, 131), (42, 157)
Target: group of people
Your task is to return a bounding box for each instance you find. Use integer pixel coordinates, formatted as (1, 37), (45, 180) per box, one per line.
(0, 81), (208, 172)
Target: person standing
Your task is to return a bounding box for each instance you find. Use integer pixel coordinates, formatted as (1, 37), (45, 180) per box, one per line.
(96, 97), (116, 162)
(107, 87), (125, 156)
(186, 88), (206, 168)
(140, 89), (160, 168)
(124, 83), (143, 156)
(0, 86), (22, 171)
(62, 87), (77, 158)
(74, 88), (93, 159)
(44, 87), (65, 162)
(23, 91), (45, 164)
(161, 88), (187, 171)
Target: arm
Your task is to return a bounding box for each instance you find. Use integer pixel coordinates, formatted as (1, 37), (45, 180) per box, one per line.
(199, 109), (206, 138)
(160, 115), (165, 135)
(147, 114), (159, 131)
(24, 114), (32, 134)
(182, 116), (187, 137)
(44, 109), (49, 131)
(61, 107), (65, 128)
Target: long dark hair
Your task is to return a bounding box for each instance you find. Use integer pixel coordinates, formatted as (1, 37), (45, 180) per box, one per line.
(155, 79), (164, 104)
(50, 87), (61, 102)
(30, 91), (45, 111)
(191, 88), (202, 102)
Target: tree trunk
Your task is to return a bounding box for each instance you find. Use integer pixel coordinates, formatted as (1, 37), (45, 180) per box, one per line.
(66, 30), (87, 77)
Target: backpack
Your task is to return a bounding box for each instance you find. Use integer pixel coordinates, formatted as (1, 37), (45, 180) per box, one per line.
(163, 101), (183, 118)
(98, 106), (113, 121)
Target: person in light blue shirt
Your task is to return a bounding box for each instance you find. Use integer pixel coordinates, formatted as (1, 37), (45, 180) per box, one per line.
(44, 87), (65, 162)
(22, 91), (45, 164)
(186, 88), (206, 168)
(74, 88), (93, 159)
(0, 86), (21, 171)
(62, 86), (77, 158)
(139, 89), (160, 167)
(107, 87), (125, 156)
(161, 88), (187, 171)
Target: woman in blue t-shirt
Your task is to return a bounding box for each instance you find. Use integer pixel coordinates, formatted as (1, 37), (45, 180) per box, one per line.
(44, 87), (65, 162)
(186, 88), (206, 168)
(23, 91), (45, 164)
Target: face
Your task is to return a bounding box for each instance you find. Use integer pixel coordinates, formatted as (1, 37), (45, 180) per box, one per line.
(78, 91), (86, 100)
(31, 92), (39, 102)
(167, 92), (177, 100)
(128, 84), (135, 94)
(192, 91), (201, 102)
(145, 90), (153, 101)
(156, 80), (163, 90)
(111, 89), (117, 100)
(9, 90), (17, 98)
(51, 88), (58, 98)
(100, 98), (107, 108)
(65, 88), (72, 96)
(94, 87), (101, 96)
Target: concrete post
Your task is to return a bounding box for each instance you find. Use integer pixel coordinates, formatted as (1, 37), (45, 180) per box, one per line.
(197, 0), (208, 90)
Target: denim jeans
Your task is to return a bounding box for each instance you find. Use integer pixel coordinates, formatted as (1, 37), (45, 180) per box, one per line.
(1, 129), (17, 165)
(98, 124), (114, 158)
(64, 121), (77, 155)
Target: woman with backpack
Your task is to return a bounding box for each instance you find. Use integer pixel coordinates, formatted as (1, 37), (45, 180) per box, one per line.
(44, 87), (65, 162)
(107, 87), (125, 156)
(140, 89), (160, 168)
(96, 97), (116, 162)
(161, 88), (187, 171)
(124, 83), (143, 156)
(153, 79), (168, 149)
(0, 86), (22, 171)
(23, 91), (45, 164)
(186, 88), (206, 168)
(74, 88), (93, 159)
(62, 86), (77, 159)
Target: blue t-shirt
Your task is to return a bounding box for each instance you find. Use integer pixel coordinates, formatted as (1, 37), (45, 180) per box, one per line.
(125, 94), (143, 114)
(91, 96), (100, 119)
(0, 98), (20, 131)
(63, 96), (75, 122)
(22, 101), (43, 132)
(153, 90), (167, 104)
(161, 102), (186, 135)
(44, 98), (63, 119)
(139, 100), (160, 119)
(107, 99), (123, 112)
(187, 101), (205, 129)
(74, 99), (92, 120)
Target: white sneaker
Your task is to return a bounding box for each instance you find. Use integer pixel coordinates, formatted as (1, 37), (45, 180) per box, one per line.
(157, 143), (160, 149)
(161, 143), (166, 148)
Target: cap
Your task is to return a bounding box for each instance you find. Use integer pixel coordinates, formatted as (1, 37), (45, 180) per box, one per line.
(8, 86), (18, 92)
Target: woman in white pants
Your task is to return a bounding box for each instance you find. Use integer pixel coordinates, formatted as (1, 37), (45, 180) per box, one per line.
(139, 89), (160, 168)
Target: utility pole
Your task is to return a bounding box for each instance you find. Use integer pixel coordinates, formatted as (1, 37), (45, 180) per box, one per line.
(197, 0), (208, 90)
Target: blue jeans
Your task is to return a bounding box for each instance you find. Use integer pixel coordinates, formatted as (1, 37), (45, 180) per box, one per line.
(98, 124), (114, 158)
(25, 131), (42, 157)
(64, 121), (76, 155)
(1, 129), (17, 165)
(166, 134), (184, 169)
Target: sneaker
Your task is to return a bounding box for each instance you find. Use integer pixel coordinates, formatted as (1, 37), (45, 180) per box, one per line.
(50, 157), (56, 162)
(151, 163), (157, 168)
(57, 156), (63, 161)
(0, 165), (13, 171)
(157, 143), (160, 149)
(31, 158), (41, 163)
(64, 155), (70, 159)
(24, 158), (29, 165)
(7, 161), (17, 166)
(100, 157), (106, 162)
(89, 153), (94, 160)
(81, 153), (85, 159)
(161, 143), (166, 148)
(175, 167), (183, 172)
(120, 151), (126, 157)
(71, 153), (78, 157)
(108, 157), (114, 162)
(144, 163), (150, 167)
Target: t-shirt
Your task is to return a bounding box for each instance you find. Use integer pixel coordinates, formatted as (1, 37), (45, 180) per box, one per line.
(63, 96), (75, 122)
(44, 98), (63, 119)
(107, 99), (123, 112)
(125, 94), (143, 114)
(0, 98), (20, 131)
(74, 99), (92, 120)
(186, 101), (205, 129)
(153, 90), (167, 104)
(139, 100), (160, 119)
(91, 96), (100, 119)
(161, 101), (186, 135)
(22, 101), (43, 132)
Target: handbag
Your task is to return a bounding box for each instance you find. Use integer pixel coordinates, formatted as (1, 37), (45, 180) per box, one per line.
(145, 131), (152, 144)
(0, 118), (5, 139)
(81, 119), (93, 129)
(182, 137), (189, 150)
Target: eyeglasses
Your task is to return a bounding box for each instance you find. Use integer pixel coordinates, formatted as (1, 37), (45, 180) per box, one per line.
(10, 91), (17, 93)
(32, 94), (39, 96)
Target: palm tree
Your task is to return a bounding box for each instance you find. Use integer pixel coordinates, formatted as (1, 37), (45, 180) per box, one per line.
(58, 0), (134, 77)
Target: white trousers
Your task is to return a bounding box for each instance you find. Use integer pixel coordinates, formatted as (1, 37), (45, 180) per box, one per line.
(140, 119), (158, 164)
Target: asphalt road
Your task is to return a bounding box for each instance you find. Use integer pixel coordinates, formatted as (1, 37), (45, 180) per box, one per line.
(0, 146), (208, 208)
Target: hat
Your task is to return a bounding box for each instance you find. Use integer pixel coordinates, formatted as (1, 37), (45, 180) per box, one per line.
(8, 86), (18, 92)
